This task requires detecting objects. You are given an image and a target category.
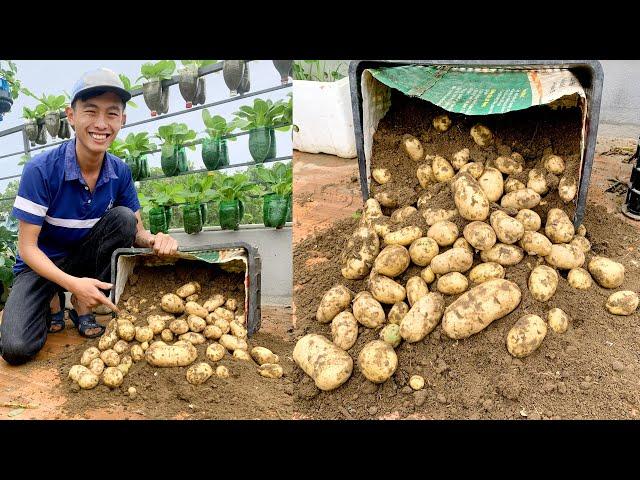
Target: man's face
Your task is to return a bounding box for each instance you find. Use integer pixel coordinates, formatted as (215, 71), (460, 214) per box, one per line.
(66, 91), (126, 156)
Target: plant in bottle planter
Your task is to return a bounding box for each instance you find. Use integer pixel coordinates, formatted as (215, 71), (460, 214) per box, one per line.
(138, 192), (168, 235)
(222, 60), (247, 96)
(0, 61), (21, 121)
(201, 110), (241, 171)
(33, 93), (68, 138)
(272, 60), (293, 85)
(22, 104), (47, 144)
(121, 132), (156, 181)
(174, 175), (216, 234)
(137, 60), (175, 116)
(254, 162), (292, 229)
(234, 98), (286, 163)
(210, 173), (262, 230)
(178, 60), (216, 108)
(118, 74), (141, 109)
(154, 123), (196, 177)
(147, 183), (184, 230)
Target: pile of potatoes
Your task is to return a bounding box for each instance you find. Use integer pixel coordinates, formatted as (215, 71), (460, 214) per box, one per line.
(68, 281), (283, 391)
(294, 116), (639, 391)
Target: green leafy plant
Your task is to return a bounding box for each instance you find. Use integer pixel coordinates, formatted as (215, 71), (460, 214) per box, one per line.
(181, 60), (218, 69)
(108, 137), (127, 157)
(273, 92), (292, 132)
(292, 60), (347, 82)
(0, 60), (27, 101)
(210, 173), (262, 203)
(22, 105), (46, 121)
(202, 110), (241, 140)
(254, 162), (292, 196)
(175, 174), (216, 204)
(34, 93), (68, 113)
(154, 122), (197, 160)
(233, 98), (287, 130)
(0, 224), (18, 304)
(118, 74), (141, 108)
(122, 132), (156, 159)
(137, 60), (176, 83)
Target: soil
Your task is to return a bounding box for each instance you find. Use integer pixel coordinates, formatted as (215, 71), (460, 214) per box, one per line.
(57, 260), (293, 419)
(291, 95), (640, 420)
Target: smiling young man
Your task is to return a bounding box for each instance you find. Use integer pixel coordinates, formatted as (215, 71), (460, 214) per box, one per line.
(0, 68), (179, 366)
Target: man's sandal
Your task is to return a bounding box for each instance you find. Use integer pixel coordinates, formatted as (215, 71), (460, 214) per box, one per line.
(47, 292), (67, 334)
(68, 309), (106, 338)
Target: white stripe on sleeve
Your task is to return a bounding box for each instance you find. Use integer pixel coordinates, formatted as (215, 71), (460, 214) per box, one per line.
(14, 196), (48, 217)
(44, 216), (101, 229)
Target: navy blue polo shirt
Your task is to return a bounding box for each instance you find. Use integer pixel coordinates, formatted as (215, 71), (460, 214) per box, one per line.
(11, 139), (140, 274)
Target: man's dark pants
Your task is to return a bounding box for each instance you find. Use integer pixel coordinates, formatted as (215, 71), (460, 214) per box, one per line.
(0, 206), (137, 365)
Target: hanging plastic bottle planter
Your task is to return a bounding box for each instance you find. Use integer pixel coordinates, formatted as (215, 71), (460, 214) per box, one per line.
(57, 118), (72, 139)
(272, 60), (293, 85)
(237, 63), (251, 95)
(219, 199), (244, 231)
(182, 203), (203, 234)
(35, 123), (48, 145)
(149, 206), (169, 234)
(202, 138), (230, 171)
(222, 60), (246, 97)
(142, 80), (170, 117)
(0, 79), (13, 122)
(24, 119), (39, 143)
(178, 63), (206, 109)
(248, 127), (271, 164)
(44, 110), (61, 137)
(161, 145), (189, 177)
(263, 193), (288, 229)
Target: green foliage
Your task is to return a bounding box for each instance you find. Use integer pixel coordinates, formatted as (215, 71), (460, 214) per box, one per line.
(273, 92), (292, 132)
(22, 104), (47, 120)
(137, 60), (176, 83)
(0, 223), (18, 304)
(155, 123), (197, 160)
(292, 60), (347, 82)
(253, 162), (292, 196)
(201, 110), (240, 140)
(118, 74), (141, 108)
(36, 93), (68, 112)
(180, 60), (217, 69)
(233, 98), (287, 130)
(108, 137), (127, 157)
(0, 60), (29, 101)
(122, 132), (156, 159)
(209, 173), (263, 203)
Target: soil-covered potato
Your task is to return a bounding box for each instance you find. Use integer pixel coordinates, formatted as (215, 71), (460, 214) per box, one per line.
(80, 347), (101, 367)
(369, 272), (406, 304)
(451, 148), (470, 170)
(229, 320), (247, 339)
(545, 208), (575, 244)
(146, 340), (198, 367)
(216, 365), (230, 378)
(233, 349), (252, 361)
(176, 281), (201, 298)
(547, 308), (569, 333)
(100, 349), (120, 367)
(515, 209), (541, 232)
(102, 366), (124, 388)
(179, 332), (206, 345)
(543, 154), (565, 175)
(432, 156), (455, 183)
(116, 320), (136, 342)
(361, 198), (383, 224)
(463, 221), (497, 251)
(558, 175), (577, 203)
(185, 294), (199, 303)
(379, 323), (402, 348)
(185, 301), (208, 319)
(588, 256), (625, 288)
(372, 168), (391, 185)
(576, 224), (587, 237)
(470, 124), (493, 146)
(427, 221), (459, 247)
(402, 134), (424, 161)
(452, 173), (490, 221)
(505, 177), (526, 193)
(161, 293), (185, 314)
(480, 243), (525, 266)
(130, 344), (145, 362)
(545, 244), (585, 270)
(453, 237), (474, 255)
(500, 189), (541, 210)
(353, 291), (386, 328)
(468, 262), (505, 284)
(406, 276), (429, 306)
(358, 340), (398, 383)
(331, 311), (358, 350)
(494, 153), (525, 175)
(186, 362), (213, 385)
(316, 285), (353, 323)
(141, 341), (149, 351)
(388, 302), (409, 325)
(528, 265), (559, 302)
(384, 226), (424, 246)
(416, 163), (435, 189)
(225, 298), (238, 312)
(147, 314), (172, 335)
(399, 292), (446, 343)
(433, 114), (452, 132)
(69, 365), (91, 382)
(430, 248), (474, 274)
(519, 231), (552, 256)
(203, 294), (225, 312)
(206, 343), (226, 362)
(374, 244), (410, 277)
(113, 340), (129, 355)
(478, 167), (504, 203)
(98, 326), (118, 351)
(203, 324), (223, 340)
(78, 372), (100, 390)
(567, 268), (592, 290)
(251, 346), (279, 366)
(293, 334), (353, 391)
(527, 168), (548, 195)
(459, 161), (484, 180)
(213, 307), (234, 323)
(570, 236), (591, 254)
(442, 279), (522, 339)
(506, 314), (547, 358)
(258, 364), (284, 379)
(421, 266), (436, 284)
(135, 326), (154, 343)
(213, 318), (230, 334)
(605, 291), (639, 316)
(408, 237), (439, 267)
(409, 375), (425, 391)
(421, 207), (458, 226)
(341, 226), (380, 279)
(187, 314), (207, 333)
(89, 357), (105, 376)
(437, 272), (468, 295)
(219, 334), (248, 352)
(490, 210), (525, 245)
(169, 318), (190, 335)
(390, 206), (418, 223)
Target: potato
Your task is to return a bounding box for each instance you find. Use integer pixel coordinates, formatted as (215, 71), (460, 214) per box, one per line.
(406, 276), (429, 306)
(427, 221), (459, 247)
(452, 173), (490, 221)
(519, 231), (552, 256)
(225, 299), (238, 312)
(442, 279), (522, 339)
(490, 211), (525, 245)
(206, 343), (226, 362)
(102, 367), (124, 388)
(146, 340), (198, 367)
(81, 347), (101, 367)
(69, 365), (90, 382)
(528, 265), (558, 302)
(469, 262), (505, 284)
(293, 334), (353, 391)
(169, 318), (189, 335)
(384, 226), (423, 247)
(409, 375), (425, 391)
(379, 324), (402, 348)
(316, 285), (353, 323)
(331, 311), (358, 350)
(459, 161), (484, 180)
(576, 224), (586, 237)
(341, 226), (380, 279)
(588, 256), (625, 289)
(214, 307), (234, 323)
(570, 236), (591, 254)
(214, 318), (230, 334)
(100, 349), (120, 367)
(506, 314), (547, 358)
(372, 168), (391, 185)
(186, 362), (213, 385)
(409, 237), (439, 267)
(184, 314), (206, 333)
(402, 134), (424, 161)
(433, 114), (452, 132)
(161, 293), (185, 314)
(203, 294), (225, 312)
(98, 328), (118, 351)
(527, 168), (548, 195)
(515, 209), (541, 231)
(494, 153), (525, 175)
(547, 308), (569, 333)
(185, 301), (208, 319)
(147, 314), (171, 335)
(176, 281), (201, 298)
(116, 363), (130, 377)
(453, 238), (474, 256)
(353, 291), (386, 328)
(558, 175), (577, 202)
(505, 177), (526, 193)
(219, 334), (248, 352)
(203, 325), (223, 340)
(116, 320), (136, 342)
(543, 154), (565, 174)
(430, 248), (474, 275)
(388, 302), (409, 325)
(113, 340), (129, 355)
(478, 167), (504, 203)
(390, 206), (417, 224)
(179, 332), (206, 345)
(234, 313), (246, 326)
(399, 292), (446, 343)
(437, 272), (468, 295)
(120, 355), (132, 369)
(251, 346), (279, 366)
(216, 366), (230, 379)
(480, 244), (524, 266)
(421, 207), (458, 226)
(258, 364), (284, 379)
(135, 326), (154, 343)
(362, 198), (383, 224)
(545, 244), (585, 270)
(545, 208), (574, 244)
(141, 341), (149, 351)
(606, 291), (639, 316)
(186, 294), (199, 303)
(372, 218), (392, 238)
(130, 344), (145, 362)
(470, 124), (493, 146)
(233, 349), (253, 361)
(78, 372), (100, 390)
(89, 357), (105, 376)
(432, 156), (455, 182)
(358, 340), (398, 383)
(500, 189), (541, 210)
(369, 272), (406, 304)
(374, 244), (410, 277)
(417, 163), (435, 188)
(420, 266), (436, 284)
(228, 321), (246, 339)
(463, 221), (496, 251)
(451, 148), (470, 170)
(567, 268), (592, 290)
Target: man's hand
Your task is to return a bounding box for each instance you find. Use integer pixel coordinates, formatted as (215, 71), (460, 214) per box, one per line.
(150, 232), (179, 256)
(69, 277), (119, 313)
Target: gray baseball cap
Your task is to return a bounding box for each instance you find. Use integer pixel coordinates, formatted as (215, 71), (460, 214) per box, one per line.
(70, 67), (131, 105)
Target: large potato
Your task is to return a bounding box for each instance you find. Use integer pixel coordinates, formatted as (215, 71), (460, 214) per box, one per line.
(213, 318), (230, 334)
(369, 272), (406, 304)
(468, 262), (505, 284)
(384, 226), (423, 246)
(545, 244), (585, 270)
(515, 209), (541, 232)
(179, 332), (206, 345)
(161, 293), (185, 314)
(116, 320), (136, 342)
(437, 272), (468, 295)
(102, 367), (124, 388)
(547, 308), (569, 333)
(78, 372), (100, 390)
(558, 175), (577, 203)
(379, 324), (402, 348)
(430, 248), (473, 274)
(427, 221), (459, 247)
(432, 156), (455, 182)
(478, 167), (504, 203)
(258, 364), (284, 379)
(420, 266), (436, 284)
(470, 124), (493, 146)
(98, 323), (118, 351)
(147, 314), (172, 335)
(81, 347), (101, 367)
(135, 326), (154, 343)
(374, 244), (410, 277)
(442, 279), (522, 339)
(545, 208), (574, 244)
(519, 231), (552, 256)
(100, 349), (120, 367)
(399, 292), (446, 343)
(229, 320), (247, 339)
(402, 134), (424, 161)
(505, 177), (526, 193)
(89, 358), (105, 376)
(361, 198), (383, 224)
(494, 153), (525, 175)
(388, 302), (409, 325)
(421, 207), (458, 226)
(185, 301), (208, 319)
(206, 343), (226, 362)
(567, 268), (592, 290)
(203, 324), (223, 340)
(113, 340), (129, 355)
(251, 346), (279, 366)
(543, 154), (565, 174)
(169, 318), (189, 335)
(176, 281), (200, 298)
(408, 237), (439, 266)
(203, 294), (225, 312)
(358, 340), (398, 383)
(146, 340), (198, 367)
(588, 256), (625, 288)
(500, 189), (541, 210)
(463, 221), (497, 251)
(433, 114), (452, 132)
(187, 314), (207, 333)
(527, 168), (548, 195)
(341, 226), (380, 280)
(452, 173), (490, 221)
(69, 365), (91, 382)
(459, 161), (484, 180)
(490, 210), (525, 244)
(451, 148), (470, 170)
(186, 362), (213, 385)
(372, 168), (391, 185)
(417, 163), (435, 188)
(406, 276), (429, 306)
(293, 334), (353, 391)
(506, 315), (547, 358)
(570, 236), (591, 254)
(390, 206), (417, 223)
(606, 291), (639, 316)
(331, 311), (358, 350)
(528, 265), (559, 302)
(130, 344), (144, 362)
(316, 285), (353, 323)
(480, 244), (524, 266)
(353, 291), (386, 328)
(219, 334), (248, 352)
(213, 307), (234, 323)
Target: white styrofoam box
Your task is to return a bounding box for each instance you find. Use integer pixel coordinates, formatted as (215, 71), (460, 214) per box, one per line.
(292, 77), (357, 158)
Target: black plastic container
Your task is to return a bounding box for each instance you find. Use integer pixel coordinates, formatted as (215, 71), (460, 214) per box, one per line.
(348, 60), (604, 227)
(110, 242), (262, 336)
